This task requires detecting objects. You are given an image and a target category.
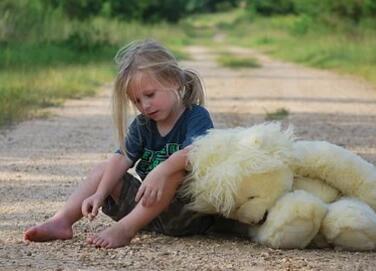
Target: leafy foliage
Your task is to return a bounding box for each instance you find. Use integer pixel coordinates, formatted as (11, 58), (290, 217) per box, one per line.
(246, 0), (295, 16)
(37, 0), (240, 22)
(246, 0), (376, 22)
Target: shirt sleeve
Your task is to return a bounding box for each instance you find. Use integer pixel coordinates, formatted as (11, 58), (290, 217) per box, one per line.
(115, 116), (144, 166)
(182, 106), (214, 148)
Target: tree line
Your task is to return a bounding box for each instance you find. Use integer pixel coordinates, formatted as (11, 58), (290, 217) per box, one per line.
(0, 0), (239, 23)
(247, 0), (376, 22)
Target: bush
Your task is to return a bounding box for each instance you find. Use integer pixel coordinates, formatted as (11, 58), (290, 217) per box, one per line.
(364, 0), (376, 16)
(246, 0), (295, 16)
(64, 21), (112, 51)
(247, 0), (376, 22)
(59, 0), (103, 20)
(288, 15), (312, 36)
(0, 0), (45, 42)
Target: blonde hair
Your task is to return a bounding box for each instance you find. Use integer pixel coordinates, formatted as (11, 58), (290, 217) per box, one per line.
(112, 39), (206, 153)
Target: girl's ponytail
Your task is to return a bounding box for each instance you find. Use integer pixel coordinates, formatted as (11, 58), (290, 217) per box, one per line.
(182, 68), (206, 107)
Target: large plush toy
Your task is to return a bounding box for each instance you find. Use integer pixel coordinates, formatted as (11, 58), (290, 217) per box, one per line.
(182, 122), (376, 251)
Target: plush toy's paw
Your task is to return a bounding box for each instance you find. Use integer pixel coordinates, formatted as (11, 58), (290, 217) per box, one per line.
(293, 176), (340, 203)
(234, 198), (269, 224)
(321, 198), (376, 251)
(232, 168), (293, 224)
(253, 190), (327, 249)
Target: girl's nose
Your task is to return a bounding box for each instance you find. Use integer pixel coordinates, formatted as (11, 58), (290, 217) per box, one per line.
(141, 99), (150, 111)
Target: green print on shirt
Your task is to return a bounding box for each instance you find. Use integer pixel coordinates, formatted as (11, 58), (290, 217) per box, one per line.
(137, 143), (181, 177)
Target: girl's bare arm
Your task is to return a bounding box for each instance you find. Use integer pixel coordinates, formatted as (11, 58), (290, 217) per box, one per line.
(96, 153), (133, 198)
(135, 147), (191, 206)
(81, 153), (133, 219)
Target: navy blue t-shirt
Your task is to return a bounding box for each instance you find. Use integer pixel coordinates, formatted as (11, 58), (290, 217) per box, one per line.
(121, 105), (213, 180)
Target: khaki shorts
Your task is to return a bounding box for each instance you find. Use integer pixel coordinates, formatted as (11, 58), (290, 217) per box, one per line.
(102, 172), (214, 236)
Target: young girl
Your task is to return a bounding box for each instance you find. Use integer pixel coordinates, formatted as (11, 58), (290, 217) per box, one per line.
(24, 39), (215, 249)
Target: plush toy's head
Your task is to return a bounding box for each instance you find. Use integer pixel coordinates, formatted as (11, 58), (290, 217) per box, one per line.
(182, 122), (295, 223)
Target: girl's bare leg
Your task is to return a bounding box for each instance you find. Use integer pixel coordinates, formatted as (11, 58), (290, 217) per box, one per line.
(24, 161), (112, 242)
(87, 172), (183, 249)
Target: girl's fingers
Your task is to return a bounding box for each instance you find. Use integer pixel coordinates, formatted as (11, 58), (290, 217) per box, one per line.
(81, 201), (89, 217)
(141, 187), (152, 206)
(90, 204), (98, 220)
(156, 190), (163, 203)
(135, 185), (145, 202)
(144, 190), (157, 207)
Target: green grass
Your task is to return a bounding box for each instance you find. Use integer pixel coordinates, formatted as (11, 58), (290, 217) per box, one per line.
(0, 15), (191, 128)
(232, 15), (376, 86)
(217, 55), (261, 69)
(183, 9), (376, 87)
(0, 64), (114, 126)
(265, 108), (289, 121)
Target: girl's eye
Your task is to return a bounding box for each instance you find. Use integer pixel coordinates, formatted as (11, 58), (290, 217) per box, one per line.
(146, 92), (154, 98)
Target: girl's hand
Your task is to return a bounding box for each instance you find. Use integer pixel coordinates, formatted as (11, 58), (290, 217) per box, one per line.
(136, 149), (189, 208)
(135, 169), (167, 208)
(81, 193), (105, 220)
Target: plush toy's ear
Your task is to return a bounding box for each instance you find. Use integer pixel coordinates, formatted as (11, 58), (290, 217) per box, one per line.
(321, 198), (376, 251)
(291, 141), (376, 210)
(182, 122), (295, 217)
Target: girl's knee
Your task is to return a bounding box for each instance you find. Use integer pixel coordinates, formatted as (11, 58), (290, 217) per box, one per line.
(88, 160), (107, 180)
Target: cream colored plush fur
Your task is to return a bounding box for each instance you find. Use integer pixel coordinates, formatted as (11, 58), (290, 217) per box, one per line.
(251, 190), (328, 249)
(183, 122), (376, 251)
(321, 198), (376, 251)
(293, 176), (340, 203)
(184, 122), (295, 219)
(229, 168), (293, 224)
(292, 141), (376, 210)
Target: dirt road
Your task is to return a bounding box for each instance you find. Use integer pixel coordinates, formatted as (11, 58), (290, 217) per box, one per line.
(1, 46), (376, 270)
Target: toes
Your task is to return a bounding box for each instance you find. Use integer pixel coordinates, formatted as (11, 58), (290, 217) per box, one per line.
(87, 235), (99, 246)
(86, 235), (94, 244)
(24, 227), (36, 239)
(86, 233), (97, 243)
(103, 241), (111, 249)
(92, 235), (105, 247)
(97, 238), (107, 248)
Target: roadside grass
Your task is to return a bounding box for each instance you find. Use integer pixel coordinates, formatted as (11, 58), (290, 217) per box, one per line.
(217, 55), (261, 69)
(183, 9), (376, 87)
(231, 14), (376, 86)
(180, 9), (245, 45)
(0, 17), (190, 128)
(0, 63), (114, 126)
(264, 108), (290, 121)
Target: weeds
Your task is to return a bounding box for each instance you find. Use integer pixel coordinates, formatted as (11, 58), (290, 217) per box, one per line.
(217, 55), (261, 68)
(264, 108), (289, 121)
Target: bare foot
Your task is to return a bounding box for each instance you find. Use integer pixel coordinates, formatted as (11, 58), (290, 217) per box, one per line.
(86, 222), (136, 249)
(24, 218), (73, 242)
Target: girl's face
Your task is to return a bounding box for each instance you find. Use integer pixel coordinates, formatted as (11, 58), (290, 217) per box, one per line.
(128, 72), (184, 125)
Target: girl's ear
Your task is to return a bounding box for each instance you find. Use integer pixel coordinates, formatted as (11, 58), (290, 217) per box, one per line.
(180, 85), (186, 97)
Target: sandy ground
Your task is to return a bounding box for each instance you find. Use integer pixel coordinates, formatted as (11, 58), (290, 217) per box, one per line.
(1, 45), (376, 270)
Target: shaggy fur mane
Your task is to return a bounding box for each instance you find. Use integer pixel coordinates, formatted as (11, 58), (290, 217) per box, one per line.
(182, 122), (295, 216)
